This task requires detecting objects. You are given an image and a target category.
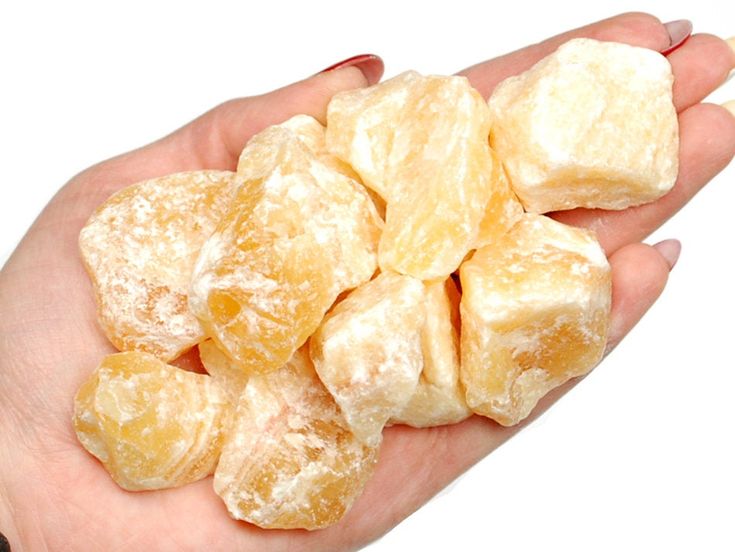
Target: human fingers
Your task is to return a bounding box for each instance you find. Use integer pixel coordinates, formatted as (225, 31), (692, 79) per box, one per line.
(460, 20), (734, 115)
(458, 12), (672, 99)
(203, 54), (384, 167)
(3, 55), (383, 280)
(668, 34), (735, 112)
(66, 55), (384, 212)
(456, 16), (735, 257)
(604, 241), (678, 354)
(552, 103), (735, 254)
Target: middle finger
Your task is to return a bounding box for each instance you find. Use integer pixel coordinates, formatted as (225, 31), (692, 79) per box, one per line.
(552, 102), (735, 254)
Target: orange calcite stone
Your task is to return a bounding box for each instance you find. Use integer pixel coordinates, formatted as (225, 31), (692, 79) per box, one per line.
(326, 71), (504, 280)
(72, 55), (666, 530)
(73, 351), (231, 490)
(392, 278), (471, 427)
(475, 149), (524, 249)
(487, 38), (678, 212)
(198, 339), (248, 402)
(79, 171), (238, 361)
(189, 116), (382, 374)
(310, 271), (426, 445)
(460, 214), (612, 426)
(214, 348), (377, 530)
(280, 115), (387, 219)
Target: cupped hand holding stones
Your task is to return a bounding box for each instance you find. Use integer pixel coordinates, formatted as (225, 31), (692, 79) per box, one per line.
(0, 13), (733, 551)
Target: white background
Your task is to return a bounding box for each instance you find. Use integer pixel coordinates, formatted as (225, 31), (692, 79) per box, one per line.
(1, 1), (733, 550)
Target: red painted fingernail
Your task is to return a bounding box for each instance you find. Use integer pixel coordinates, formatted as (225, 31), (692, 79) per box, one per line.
(661, 20), (693, 55)
(318, 54), (384, 86)
(653, 239), (682, 270)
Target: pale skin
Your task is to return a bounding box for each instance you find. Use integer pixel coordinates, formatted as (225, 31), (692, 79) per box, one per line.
(1, 12), (734, 551)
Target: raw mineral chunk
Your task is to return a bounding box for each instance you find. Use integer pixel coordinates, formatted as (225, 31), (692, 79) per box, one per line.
(460, 214), (612, 426)
(73, 351), (231, 490)
(487, 38), (678, 213)
(475, 149), (524, 249)
(392, 278), (471, 427)
(278, 115), (360, 180)
(310, 271), (425, 445)
(326, 71), (501, 280)
(280, 115), (387, 219)
(79, 171), (238, 361)
(214, 348), (377, 530)
(198, 339), (248, 402)
(189, 116), (382, 374)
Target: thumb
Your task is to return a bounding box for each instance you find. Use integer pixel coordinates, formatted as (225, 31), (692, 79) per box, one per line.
(186, 54), (384, 169)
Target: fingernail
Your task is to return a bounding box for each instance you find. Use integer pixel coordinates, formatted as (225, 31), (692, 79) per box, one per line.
(661, 20), (693, 55)
(723, 100), (735, 118)
(653, 239), (681, 270)
(318, 54), (384, 86)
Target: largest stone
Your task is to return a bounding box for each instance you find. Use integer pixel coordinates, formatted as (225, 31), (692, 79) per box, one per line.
(487, 38), (678, 213)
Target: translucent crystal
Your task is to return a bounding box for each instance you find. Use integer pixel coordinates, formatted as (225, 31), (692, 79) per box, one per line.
(392, 278), (471, 427)
(189, 116), (382, 374)
(310, 271), (425, 445)
(475, 149), (524, 249)
(327, 71), (507, 280)
(73, 351), (231, 490)
(460, 214), (612, 426)
(214, 348), (377, 530)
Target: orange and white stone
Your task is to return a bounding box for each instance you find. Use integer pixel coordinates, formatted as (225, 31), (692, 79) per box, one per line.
(475, 149), (524, 249)
(327, 71), (513, 280)
(198, 339), (248, 402)
(488, 38), (678, 213)
(460, 214), (612, 426)
(189, 116), (382, 374)
(310, 271), (426, 445)
(79, 171), (238, 361)
(281, 114), (387, 218)
(73, 351), (231, 490)
(392, 278), (471, 427)
(214, 348), (377, 530)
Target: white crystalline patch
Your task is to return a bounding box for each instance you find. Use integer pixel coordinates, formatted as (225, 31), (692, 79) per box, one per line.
(465, 215), (609, 324)
(212, 350), (376, 529)
(80, 171), (238, 361)
(312, 272), (425, 445)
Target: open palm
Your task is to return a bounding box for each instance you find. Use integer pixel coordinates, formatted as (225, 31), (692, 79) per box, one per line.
(1, 12), (733, 551)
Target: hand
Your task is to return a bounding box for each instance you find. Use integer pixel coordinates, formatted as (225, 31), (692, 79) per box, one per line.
(1, 12), (733, 551)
